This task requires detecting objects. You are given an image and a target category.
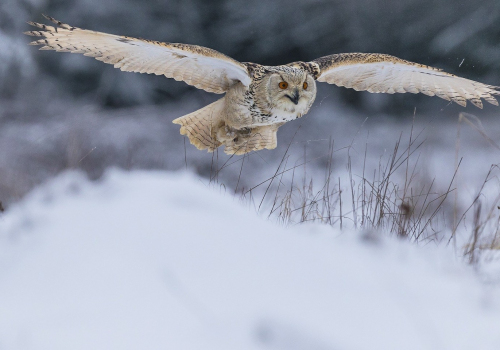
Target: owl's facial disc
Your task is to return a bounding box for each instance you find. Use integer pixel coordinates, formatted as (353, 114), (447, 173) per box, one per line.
(262, 68), (316, 119)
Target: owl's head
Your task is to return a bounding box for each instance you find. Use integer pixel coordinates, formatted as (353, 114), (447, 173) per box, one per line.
(262, 66), (317, 117)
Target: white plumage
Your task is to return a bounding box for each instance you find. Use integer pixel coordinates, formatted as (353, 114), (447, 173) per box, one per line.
(25, 16), (500, 154)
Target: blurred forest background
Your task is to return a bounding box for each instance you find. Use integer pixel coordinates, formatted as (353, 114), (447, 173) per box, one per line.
(1, 0), (500, 214)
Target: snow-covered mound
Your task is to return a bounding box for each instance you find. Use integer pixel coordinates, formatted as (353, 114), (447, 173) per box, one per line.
(0, 170), (499, 350)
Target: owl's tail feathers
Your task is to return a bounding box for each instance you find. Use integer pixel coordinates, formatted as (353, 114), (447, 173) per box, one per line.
(222, 124), (281, 155)
(172, 98), (225, 152)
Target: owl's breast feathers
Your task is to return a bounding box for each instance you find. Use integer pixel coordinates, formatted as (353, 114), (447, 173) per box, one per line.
(239, 63), (272, 125)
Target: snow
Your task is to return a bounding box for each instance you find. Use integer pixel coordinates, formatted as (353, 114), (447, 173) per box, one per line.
(0, 169), (499, 350)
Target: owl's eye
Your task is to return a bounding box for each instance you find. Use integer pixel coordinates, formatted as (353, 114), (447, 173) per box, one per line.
(278, 82), (288, 89)
(303, 82), (308, 90)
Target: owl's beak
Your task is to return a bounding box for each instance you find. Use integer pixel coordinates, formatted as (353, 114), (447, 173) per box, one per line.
(286, 89), (300, 105)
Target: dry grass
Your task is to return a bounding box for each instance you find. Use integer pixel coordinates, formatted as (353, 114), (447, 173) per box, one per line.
(208, 116), (500, 264)
(2, 107), (497, 265)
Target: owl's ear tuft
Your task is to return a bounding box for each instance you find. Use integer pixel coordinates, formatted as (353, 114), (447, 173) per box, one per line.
(307, 62), (321, 80)
(244, 62), (265, 79)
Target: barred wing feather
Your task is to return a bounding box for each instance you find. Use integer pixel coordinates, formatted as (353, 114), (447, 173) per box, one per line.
(311, 53), (500, 108)
(25, 15), (251, 94)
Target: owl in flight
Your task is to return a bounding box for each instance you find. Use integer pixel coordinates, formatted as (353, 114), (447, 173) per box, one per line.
(26, 15), (499, 155)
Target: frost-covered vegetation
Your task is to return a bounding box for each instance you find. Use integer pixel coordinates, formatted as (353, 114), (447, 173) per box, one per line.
(2, 0), (500, 195)
(1, 1), (500, 348)
(1, 0), (500, 256)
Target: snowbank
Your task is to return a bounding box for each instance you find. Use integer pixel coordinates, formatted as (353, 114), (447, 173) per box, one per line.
(0, 170), (499, 350)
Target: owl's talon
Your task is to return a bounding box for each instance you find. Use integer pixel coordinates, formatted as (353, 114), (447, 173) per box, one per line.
(239, 127), (251, 135)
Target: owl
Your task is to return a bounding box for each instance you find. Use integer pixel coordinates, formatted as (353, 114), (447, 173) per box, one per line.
(25, 15), (499, 155)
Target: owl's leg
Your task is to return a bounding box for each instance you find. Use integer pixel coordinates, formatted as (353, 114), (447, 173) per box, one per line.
(215, 126), (250, 143)
(173, 99), (283, 155)
(222, 124), (283, 155)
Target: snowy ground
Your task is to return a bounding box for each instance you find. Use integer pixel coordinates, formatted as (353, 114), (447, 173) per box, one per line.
(1, 169), (500, 350)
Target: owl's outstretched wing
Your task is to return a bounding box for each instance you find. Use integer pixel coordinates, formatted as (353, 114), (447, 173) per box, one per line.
(310, 53), (500, 108)
(25, 15), (251, 94)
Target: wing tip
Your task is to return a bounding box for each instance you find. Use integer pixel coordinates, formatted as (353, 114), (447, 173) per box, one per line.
(41, 14), (56, 23)
(490, 86), (500, 95)
(484, 95), (499, 106)
(40, 14), (75, 30)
